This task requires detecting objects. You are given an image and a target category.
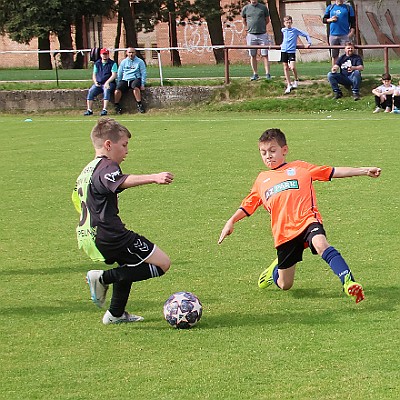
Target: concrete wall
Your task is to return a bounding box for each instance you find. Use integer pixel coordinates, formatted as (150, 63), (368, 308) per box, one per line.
(0, 86), (218, 112)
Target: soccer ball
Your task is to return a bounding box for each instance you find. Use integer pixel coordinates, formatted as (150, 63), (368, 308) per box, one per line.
(163, 291), (203, 329)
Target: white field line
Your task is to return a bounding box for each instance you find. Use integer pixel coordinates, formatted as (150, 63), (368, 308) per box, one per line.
(7, 116), (386, 123)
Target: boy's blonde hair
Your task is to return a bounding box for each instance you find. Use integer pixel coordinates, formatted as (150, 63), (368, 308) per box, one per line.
(90, 118), (131, 149)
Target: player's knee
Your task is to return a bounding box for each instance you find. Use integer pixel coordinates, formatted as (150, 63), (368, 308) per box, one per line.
(159, 257), (171, 273)
(280, 281), (293, 290)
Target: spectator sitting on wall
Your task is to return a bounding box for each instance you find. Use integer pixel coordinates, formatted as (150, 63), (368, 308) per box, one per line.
(114, 48), (147, 114)
(84, 48), (117, 116)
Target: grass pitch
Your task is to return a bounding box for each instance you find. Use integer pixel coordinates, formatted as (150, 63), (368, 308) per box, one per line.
(0, 111), (399, 399)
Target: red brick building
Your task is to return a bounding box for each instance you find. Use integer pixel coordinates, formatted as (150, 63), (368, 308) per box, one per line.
(0, 1), (399, 68)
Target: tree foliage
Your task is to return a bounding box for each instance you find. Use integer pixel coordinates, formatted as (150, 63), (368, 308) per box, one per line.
(0, 0), (114, 68)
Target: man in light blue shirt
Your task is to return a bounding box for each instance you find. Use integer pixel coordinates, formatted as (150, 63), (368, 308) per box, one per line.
(114, 48), (147, 114)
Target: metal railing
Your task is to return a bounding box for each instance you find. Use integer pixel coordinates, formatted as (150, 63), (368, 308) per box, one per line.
(223, 44), (400, 84)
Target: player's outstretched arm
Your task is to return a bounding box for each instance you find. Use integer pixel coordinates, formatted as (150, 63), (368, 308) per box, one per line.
(332, 167), (381, 179)
(218, 209), (247, 244)
(120, 172), (174, 188)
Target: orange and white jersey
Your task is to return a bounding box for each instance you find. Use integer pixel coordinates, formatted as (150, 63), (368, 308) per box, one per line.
(240, 160), (334, 248)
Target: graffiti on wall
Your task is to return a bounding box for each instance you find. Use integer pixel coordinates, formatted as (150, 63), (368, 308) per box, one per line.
(365, 9), (400, 56)
(179, 20), (248, 53)
(180, 22), (211, 53)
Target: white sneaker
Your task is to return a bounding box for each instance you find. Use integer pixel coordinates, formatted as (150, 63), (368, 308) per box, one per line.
(86, 270), (109, 308)
(102, 310), (144, 325)
(384, 107), (391, 113)
(372, 107), (382, 113)
(292, 80), (298, 88)
(284, 86), (292, 94)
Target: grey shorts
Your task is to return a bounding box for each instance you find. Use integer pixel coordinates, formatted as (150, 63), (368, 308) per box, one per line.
(246, 33), (270, 57)
(329, 35), (351, 58)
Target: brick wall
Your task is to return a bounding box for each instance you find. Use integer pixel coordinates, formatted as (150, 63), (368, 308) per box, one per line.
(1, 1), (399, 69)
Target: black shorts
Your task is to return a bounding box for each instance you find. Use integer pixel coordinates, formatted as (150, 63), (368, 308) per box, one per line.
(97, 231), (155, 267)
(116, 79), (142, 92)
(280, 52), (296, 63)
(276, 222), (326, 269)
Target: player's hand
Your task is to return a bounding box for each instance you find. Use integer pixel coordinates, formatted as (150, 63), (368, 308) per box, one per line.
(218, 221), (234, 244)
(104, 83), (110, 89)
(366, 167), (381, 178)
(140, 85), (145, 91)
(155, 172), (174, 184)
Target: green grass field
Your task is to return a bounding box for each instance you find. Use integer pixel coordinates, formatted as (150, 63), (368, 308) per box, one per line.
(0, 111), (399, 399)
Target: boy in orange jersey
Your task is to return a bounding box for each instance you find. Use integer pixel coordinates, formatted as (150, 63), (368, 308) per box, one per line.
(218, 128), (381, 303)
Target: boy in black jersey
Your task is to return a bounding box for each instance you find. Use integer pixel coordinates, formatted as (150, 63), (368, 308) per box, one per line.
(72, 118), (174, 324)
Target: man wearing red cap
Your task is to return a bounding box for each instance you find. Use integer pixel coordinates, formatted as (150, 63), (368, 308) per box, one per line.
(84, 48), (118, 116)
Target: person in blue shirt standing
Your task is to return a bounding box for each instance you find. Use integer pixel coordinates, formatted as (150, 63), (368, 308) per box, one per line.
(327, 42), (363, 100)
(323, 0), (356, 65)
(84, 48), (118, 116)
(280, 16), (311, 94)
(114, 48), (147, 114)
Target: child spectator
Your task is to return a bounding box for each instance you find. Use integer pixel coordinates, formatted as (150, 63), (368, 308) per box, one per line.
(280, 16), (311, 94)
(392, 78), (400, 114)
(372, 73), (395, 113)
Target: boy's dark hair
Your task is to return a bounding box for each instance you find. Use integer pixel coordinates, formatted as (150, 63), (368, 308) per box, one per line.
(283, 15), (293, 22)
(381, 73), (392, 81)
(259, 128), (287, 147)
(344, 41), (354, 47)
(91, 117), (131, 149)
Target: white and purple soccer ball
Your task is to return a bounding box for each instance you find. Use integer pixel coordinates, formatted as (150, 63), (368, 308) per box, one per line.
(163, 291), (203, 329)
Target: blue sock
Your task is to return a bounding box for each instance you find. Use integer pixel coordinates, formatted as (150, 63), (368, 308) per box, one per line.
(322, 246), (354, 284)
(272, 266), (280, 288)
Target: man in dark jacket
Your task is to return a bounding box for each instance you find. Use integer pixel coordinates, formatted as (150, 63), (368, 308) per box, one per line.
(84, 48), (118, 116)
